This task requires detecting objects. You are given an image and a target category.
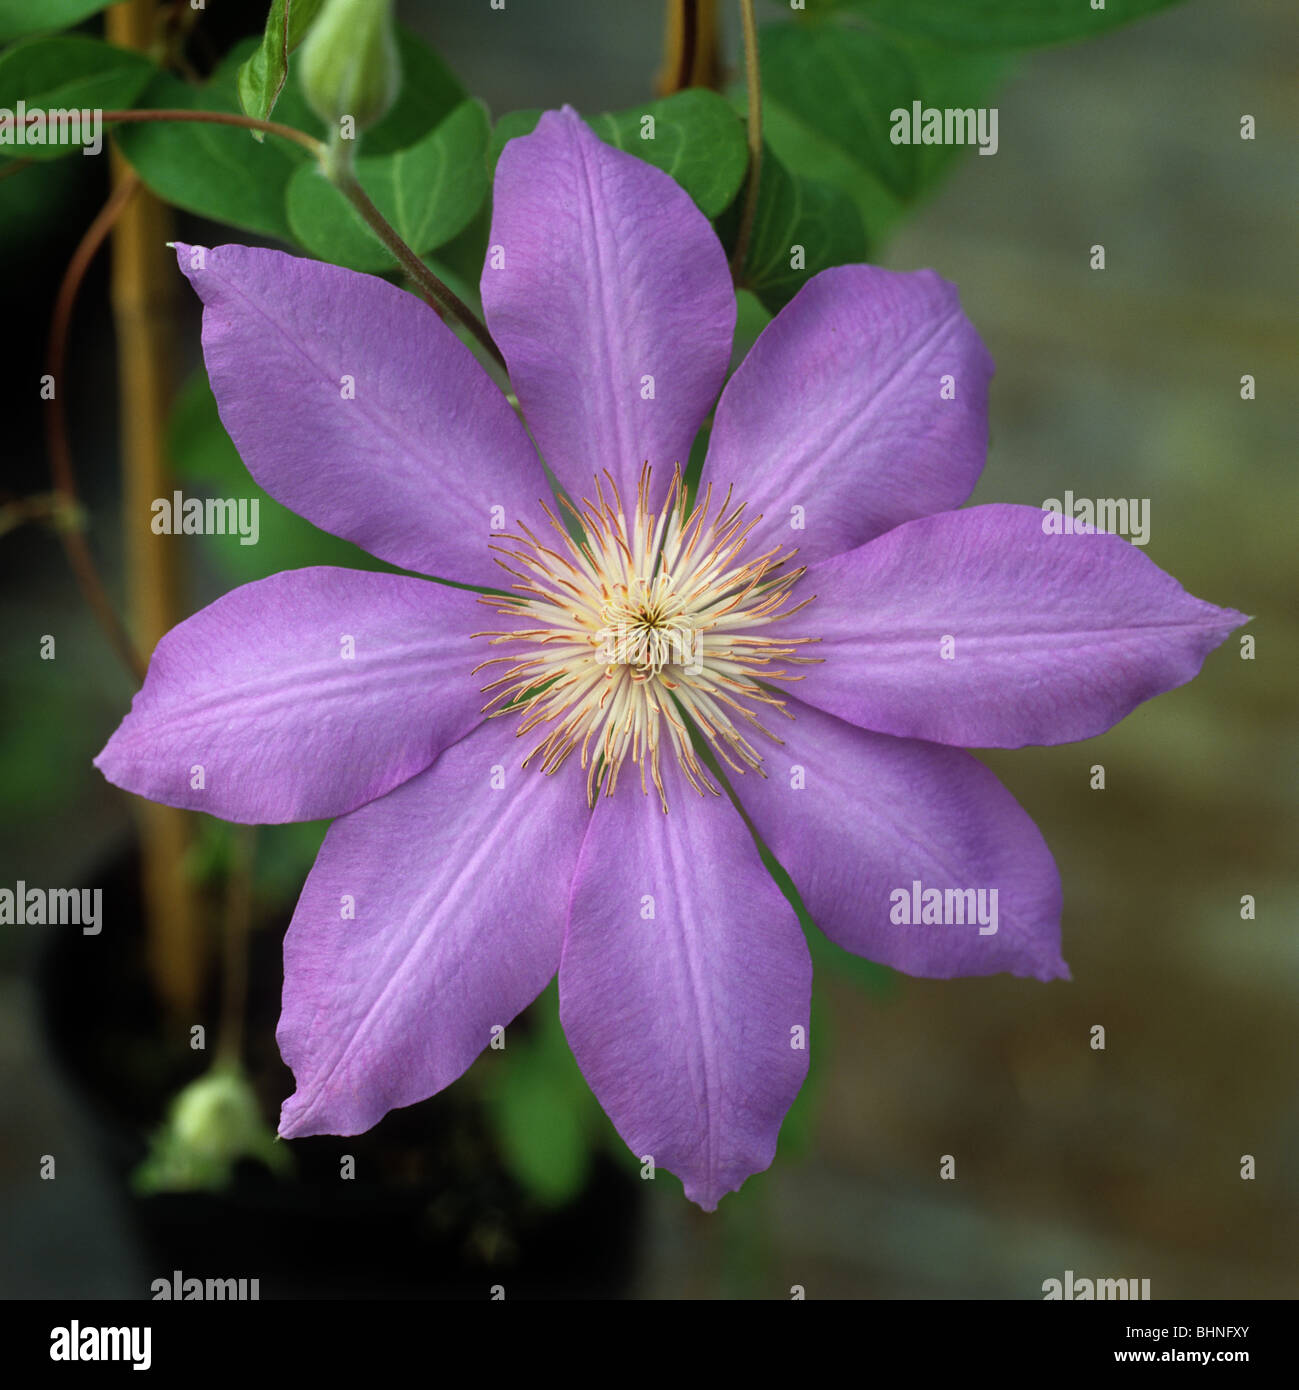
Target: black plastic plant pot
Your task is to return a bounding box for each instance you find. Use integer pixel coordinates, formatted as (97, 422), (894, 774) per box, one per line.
(36, 845), (642, 1299)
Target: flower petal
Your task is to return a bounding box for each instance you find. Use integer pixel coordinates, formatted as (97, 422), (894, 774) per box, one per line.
(95, 567), (485, 823)
(734, 699), (1066, 981)
(481, 107), (735, 507)
(278, 718), (592, 1139)
(703, 266), (993, 566)
(790, 504), (1248, 748)
(176, 242), (544, 587)
(559, 762), (810, 1210)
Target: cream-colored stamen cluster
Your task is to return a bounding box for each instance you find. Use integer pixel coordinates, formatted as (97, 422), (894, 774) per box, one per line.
(473, 467), (816, 810)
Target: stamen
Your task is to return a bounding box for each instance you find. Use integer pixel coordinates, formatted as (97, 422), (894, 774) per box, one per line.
(474, 465), (818, 810)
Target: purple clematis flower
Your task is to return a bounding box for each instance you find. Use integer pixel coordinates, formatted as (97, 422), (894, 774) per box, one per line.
(96, 108), (1246, 1209)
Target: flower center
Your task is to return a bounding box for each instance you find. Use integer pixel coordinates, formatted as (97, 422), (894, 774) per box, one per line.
(597, 575), (694, 676)
(473, 467), (816, 809)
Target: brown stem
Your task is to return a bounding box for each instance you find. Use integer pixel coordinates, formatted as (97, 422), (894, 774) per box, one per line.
(31, 104), (501, 371)
(333, 168), (507, 373)
(676, 0), (700, 93)
(657, 0), (722, 95)
(0, 492), (74, 537)
(44, 171), (148, 685)
(103, 107), (324, 154)
(730, 0), (763, 276)
(18, 105), (501, 372)
(3, 106), (326, 157)
(107, 0), (204, 1021)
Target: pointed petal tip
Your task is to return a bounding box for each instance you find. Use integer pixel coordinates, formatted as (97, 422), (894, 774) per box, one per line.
(561, 763), (807, 1222)
(526, 105), (584, 146)
(91, 732), (137, 793)
(683, 1173), (757, 1213)
(1040, 956), (1072, 983)
(171, 240), (198, 283)
(276, 1098), (312, 1142)
(276, 1084), (356, 1142)
(1224, 606), (1252, 632)
(795, 507), (1254, 749)
(1189, 598), (1249, 636)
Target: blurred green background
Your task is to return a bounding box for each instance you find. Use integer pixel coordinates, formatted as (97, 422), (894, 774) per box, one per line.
(1, 0), (1295, 1298)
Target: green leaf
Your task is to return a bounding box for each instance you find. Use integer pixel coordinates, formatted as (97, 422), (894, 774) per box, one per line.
(775, 986), (829, 1158)
(428, 199), (491, 306)
(359, 27), (468, 156)
(841, 0), (1186, 49)
(808, 919), (897, 995)
(589, 88), (749, 217)
(116, 68), (304, 239)
(168, 366), (393, 584)
(116, 27), (465, 240)
(484, 985), (599, 1207)
(0, 36), (153, 161)
(721, 143), (869, 314)
(759, 94), (902, 242)
(759, 22), (1012, 236)
(237, 0), (326, 130)
(491, 88), (749, 218)
(761, 24), (913, 199)
(286, 98), (489, 272)
(251, 820), (330, 903)
(0, 0), (110, 42)
(186, 817), (328, 905)
(489, 1053), (592, 1208)
(168, 369), (246, 489)
(731, 286), (772, 366)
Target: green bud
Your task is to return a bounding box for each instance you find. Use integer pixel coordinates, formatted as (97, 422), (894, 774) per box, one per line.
(298, 0), (401, 136)
(132, 1064), (291, 1194)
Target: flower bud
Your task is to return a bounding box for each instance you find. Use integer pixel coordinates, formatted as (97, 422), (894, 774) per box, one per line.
(298, 0), (401, 135)
(132, 1065), (290, 1194)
